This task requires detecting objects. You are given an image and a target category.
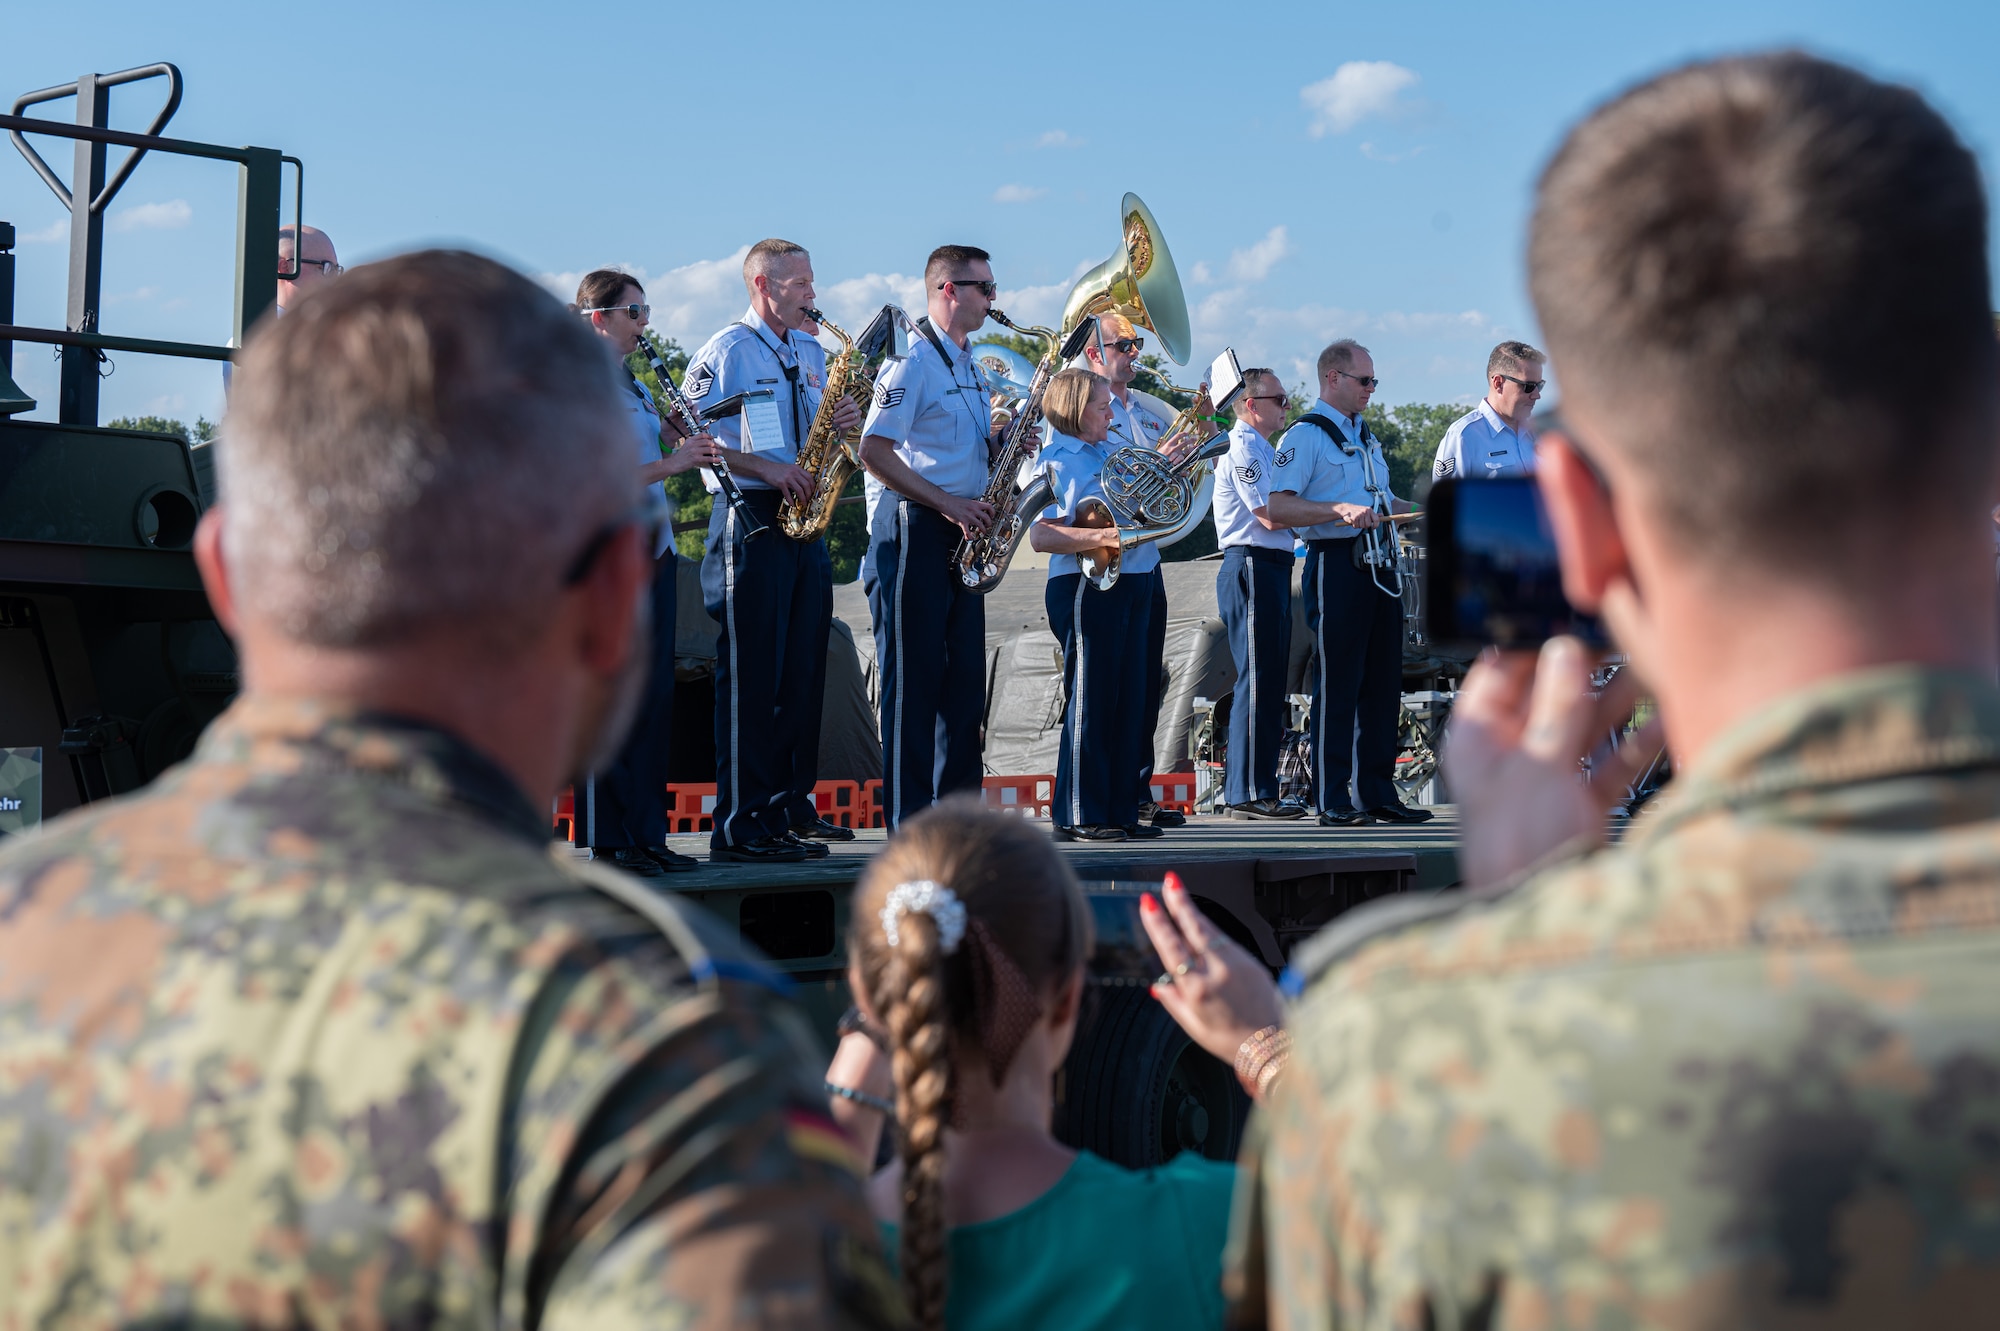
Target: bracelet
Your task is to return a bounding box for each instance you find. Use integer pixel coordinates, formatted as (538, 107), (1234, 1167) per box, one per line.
(825, 1080), (896, 1117)
(1234, 1025), (1292, 1101)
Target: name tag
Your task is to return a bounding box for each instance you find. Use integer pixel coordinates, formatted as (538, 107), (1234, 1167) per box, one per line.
(740, 389), (782, 454)
(755, 377), (780, 385)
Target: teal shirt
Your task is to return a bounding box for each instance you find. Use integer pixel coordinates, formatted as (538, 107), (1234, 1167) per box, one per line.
(885, 1150), (1235, 1330)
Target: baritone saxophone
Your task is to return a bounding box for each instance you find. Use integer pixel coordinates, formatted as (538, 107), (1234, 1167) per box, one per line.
(779, 306), (897, 541)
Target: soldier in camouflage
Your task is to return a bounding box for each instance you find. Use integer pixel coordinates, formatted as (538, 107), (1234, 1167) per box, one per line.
(0, 251), (902, 1328)
(1245, 54), (2000, 1328)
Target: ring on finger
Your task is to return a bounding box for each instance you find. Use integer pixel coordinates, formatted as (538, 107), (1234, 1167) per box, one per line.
(1154, 971), (1175, 988)
(1174, 960), (1193, 977)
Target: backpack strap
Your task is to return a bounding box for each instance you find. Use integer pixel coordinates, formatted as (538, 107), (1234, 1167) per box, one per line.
(1284, 412), (1361, 455)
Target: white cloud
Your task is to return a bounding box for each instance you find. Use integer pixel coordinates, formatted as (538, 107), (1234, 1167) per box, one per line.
(992, 183), (1048, 204)
(1301, 61), (1419, 137)
(1034, 130), (1084, 149)
(1188, 260), (1213, 285)
(1187, 287), (1502, 390)
(1225, 226), (1291, 283)
(19, 220), (67, 244)
(816, 271), (927, 335)
(111, 199), (192, 232)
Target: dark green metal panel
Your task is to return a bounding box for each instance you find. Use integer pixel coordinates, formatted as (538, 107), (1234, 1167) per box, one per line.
(235, 145), (281, 340)
(0, 420), (203, 556)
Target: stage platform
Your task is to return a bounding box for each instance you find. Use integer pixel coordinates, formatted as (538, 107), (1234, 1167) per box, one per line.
(573, 809), (1461, 977)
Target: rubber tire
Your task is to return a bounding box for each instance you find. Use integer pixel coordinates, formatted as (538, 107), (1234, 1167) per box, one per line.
(1051, 984), (1251, 1169)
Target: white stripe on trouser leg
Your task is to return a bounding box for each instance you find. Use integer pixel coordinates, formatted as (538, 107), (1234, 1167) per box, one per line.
(585, 777), (596, 847)
(722, 506), (742, 846)
(1069, 575), (1087, 827)
(1317, 556), (1331, 808)
(1245, 561), (1257, 796)
(892, 502), (909, 824)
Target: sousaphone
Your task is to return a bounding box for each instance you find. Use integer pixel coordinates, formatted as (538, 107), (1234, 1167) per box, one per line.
(1060, 192), (1192, 366)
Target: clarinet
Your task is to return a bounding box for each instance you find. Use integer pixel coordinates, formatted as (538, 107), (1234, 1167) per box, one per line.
(635, 339), (768, 541)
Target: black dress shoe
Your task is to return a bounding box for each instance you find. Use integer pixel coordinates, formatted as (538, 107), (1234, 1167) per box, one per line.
(643, 846), (700, 873)
(1124, 822), (1166, 840)
(1148, 808), (1188, 828)
(784, 831), (831, 859)
(601, 847), (669, 878)
(796, 815), (857, 842)
(1229, 799), (1307, 821)
(710, 835), (809, 864)
(1366, 802), (1435, 825)
(1054, 824), (1128, 842)
(1317, 808), (1368, 827)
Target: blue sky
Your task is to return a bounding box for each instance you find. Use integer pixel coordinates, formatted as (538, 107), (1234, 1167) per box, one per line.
(5, 0), (1997, 426)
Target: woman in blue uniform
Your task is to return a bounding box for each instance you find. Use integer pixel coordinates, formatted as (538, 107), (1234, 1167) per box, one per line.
(1030, 368), (1160, 842)
(573, 268), (718, 874)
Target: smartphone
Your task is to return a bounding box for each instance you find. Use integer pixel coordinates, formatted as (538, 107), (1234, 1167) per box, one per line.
(1425, 476), (1604, 649)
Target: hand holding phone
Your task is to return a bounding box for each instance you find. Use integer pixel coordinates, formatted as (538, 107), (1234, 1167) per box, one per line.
(1425, 476), (1603, 649)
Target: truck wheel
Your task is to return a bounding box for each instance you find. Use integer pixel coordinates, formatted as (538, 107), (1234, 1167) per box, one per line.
(1052, 985), (1250, 1169)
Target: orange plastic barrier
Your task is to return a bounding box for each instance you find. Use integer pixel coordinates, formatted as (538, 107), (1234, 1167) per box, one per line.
(665, 782), (720, 834)
(554, 787), (576, 843)
(1148, 772), (1198, 815)
(983, 774), (1055, 819)
(811, 779), (866, 828)
(862, 779), (884, 828)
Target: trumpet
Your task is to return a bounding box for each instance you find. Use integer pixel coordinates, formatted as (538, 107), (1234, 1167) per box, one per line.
(638, 337), (768, 541)
(951, 311), (1099, 593)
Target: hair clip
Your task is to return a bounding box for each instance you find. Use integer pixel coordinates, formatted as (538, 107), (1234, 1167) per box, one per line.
(881, 879), (967, 954)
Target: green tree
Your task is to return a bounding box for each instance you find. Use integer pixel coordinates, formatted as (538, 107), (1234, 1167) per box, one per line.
(107, 415), (216, 443)
(1363, 401), (1466, 500)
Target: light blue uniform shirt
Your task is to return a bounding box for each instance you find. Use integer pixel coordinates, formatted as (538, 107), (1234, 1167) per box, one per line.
(860, 319), (994, 520)
(622, 372), (673, 558)
(1213, 421), (1294, 552)
(1034, 428), (1162, 579)
(1269, 399), (1400, 542)
(682, 306), (829, 493)
(1433, 398), (1536, 480)
(1106, 390), (1172, 455)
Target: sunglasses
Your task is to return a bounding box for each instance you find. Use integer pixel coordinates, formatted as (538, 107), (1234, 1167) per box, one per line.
(582, 303), (651, 321)
(937, 279), (998, 298)
(1335, 370), (1380, 389)
(289, 258), (342, 276)
(1498, 373), (1546, 393)
(1247, 393), (1288, 405)
(1105, 337), (1144, 354)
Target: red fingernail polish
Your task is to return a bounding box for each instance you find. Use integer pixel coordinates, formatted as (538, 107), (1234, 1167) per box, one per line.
(1141, 893), (1159, 913)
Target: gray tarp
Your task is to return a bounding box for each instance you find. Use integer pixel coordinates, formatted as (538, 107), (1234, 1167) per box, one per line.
(678, 554), (1326, 785)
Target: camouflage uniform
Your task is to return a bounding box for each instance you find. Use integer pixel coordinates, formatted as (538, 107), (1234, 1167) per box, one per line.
(0, 697), (903, 1329)
(1244, 666), (2000, 1329)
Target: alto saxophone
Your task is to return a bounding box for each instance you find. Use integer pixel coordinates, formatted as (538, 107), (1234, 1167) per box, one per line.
(779, 307), (882, 541)
(953, 312), (1099, 593)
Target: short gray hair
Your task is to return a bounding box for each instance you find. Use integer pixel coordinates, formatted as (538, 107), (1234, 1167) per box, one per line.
(1317, 339), (1369, 380)
(222, 249), (634, 648)
(744, 238), (809, 285)
(1486, 340), (1545, 379)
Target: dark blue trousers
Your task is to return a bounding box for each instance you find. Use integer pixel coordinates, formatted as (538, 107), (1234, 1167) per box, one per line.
(1049, 569), (1155, 829)
(1134, 571), (1169, 806)
(865, 498), (986, 828)
(703, 491), (832, 849)
(1305, 539), (1403, 813)
(583, 550), (678, 849)
(1218, 546), (1294, 804)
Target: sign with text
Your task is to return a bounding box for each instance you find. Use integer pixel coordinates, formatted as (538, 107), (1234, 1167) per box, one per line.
(0, 748), (42, 836)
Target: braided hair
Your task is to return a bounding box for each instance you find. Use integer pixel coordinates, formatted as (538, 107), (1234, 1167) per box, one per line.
(849, 798), (1091, 1330)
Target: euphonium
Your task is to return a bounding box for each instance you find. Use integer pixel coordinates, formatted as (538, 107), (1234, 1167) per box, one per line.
(779, 306), (892, 541)
(1075, 350), (1246, 590)
(952, 311), (1099, 593)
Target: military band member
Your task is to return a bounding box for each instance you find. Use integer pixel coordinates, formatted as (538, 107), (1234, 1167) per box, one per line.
(574, 269), (720, 875)
(1080, 312), (1184, 827)
(858, 245), (1020, 827)
(1212, 368), (1304, 820)
(683, 239), (860, 863)
(1029, 368), (1160, 840)
(1432, 340), (1546, 481)
(1267, 339), (1431, 826)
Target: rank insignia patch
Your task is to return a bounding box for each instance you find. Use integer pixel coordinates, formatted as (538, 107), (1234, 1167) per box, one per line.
(683, 365), (716, 400)
(1274, 446), (1297, 468)
(1237, 462), (1261, 483)
(1436, 458), (1457, 478)
(874, 385), (906, 409)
